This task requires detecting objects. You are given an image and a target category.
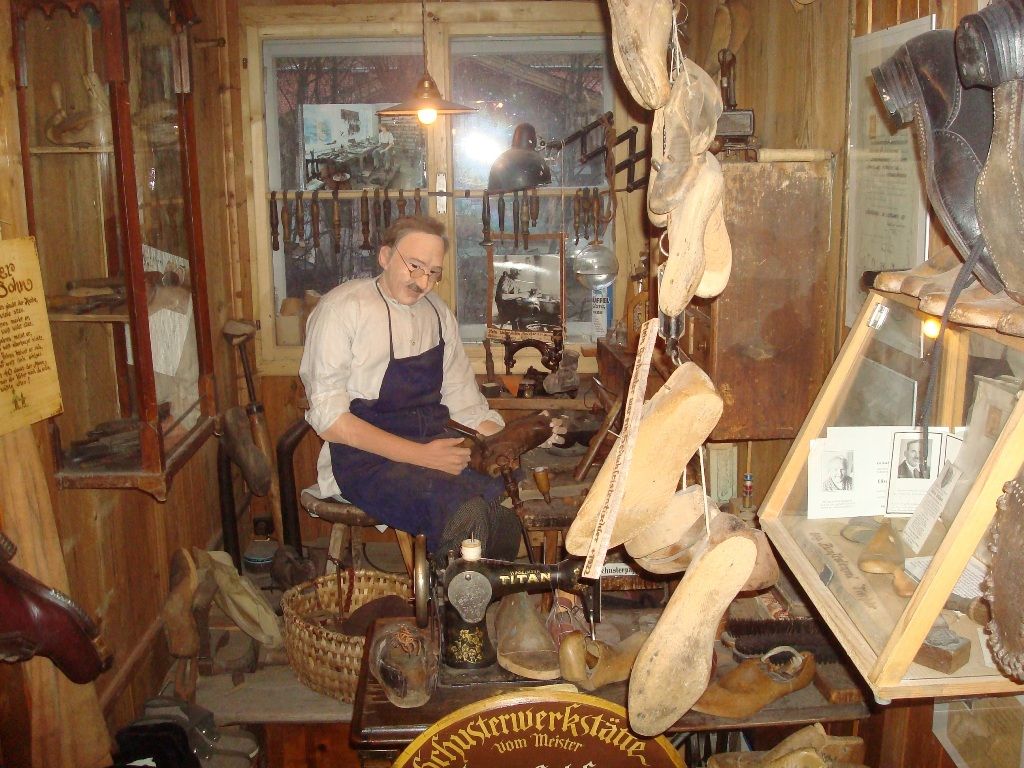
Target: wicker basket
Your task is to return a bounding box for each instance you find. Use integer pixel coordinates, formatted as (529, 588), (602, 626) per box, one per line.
(282, 569), (411, 702)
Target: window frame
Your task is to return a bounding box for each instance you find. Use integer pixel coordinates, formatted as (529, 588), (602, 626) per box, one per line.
(240, 2), (631, 375)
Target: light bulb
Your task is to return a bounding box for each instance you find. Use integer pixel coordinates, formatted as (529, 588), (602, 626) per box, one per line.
(922, 317), (942, 339)
(417, 108), (438, 125)
(572, 242), (618, 290)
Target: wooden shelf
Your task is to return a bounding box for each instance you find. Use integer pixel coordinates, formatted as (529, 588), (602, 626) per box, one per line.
(49, 305), (129, 323)
(29, 145), (114, 155)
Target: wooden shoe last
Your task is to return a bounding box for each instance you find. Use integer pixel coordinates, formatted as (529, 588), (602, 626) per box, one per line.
(628, 531), (756, 735)
(691, 648), (816, 718)
(566, 362), (723, 554)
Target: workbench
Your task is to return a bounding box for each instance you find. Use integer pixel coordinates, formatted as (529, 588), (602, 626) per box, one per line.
(350, 617), (870, 767)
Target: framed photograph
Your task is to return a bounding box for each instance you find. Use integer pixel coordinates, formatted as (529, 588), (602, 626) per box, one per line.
(886, 430), (942, 516)
(808, 439), (860, 519)
(844, 16), (934, 328)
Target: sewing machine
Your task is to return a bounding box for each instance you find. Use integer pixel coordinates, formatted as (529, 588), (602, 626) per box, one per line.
(440, 546), (593, 669)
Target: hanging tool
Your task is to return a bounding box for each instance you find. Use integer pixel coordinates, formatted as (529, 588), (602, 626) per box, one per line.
(281, 193), (291, 249)
(359, 189), (371, 251)
(332, 189), (341, 256)
(512, 191), (520, 250)
(581, 188), (592, 239)
(497, 193), (506, 243)
(520, 189), (531, 250)
(372, 188), (382, 246)
(573, 189), (582, 245)
(397, 188), (407, 217)
(592, 188), (602, 242)
(480, 193), (493, 246)
(222, 319), (284, 546)
(294, 191), (304, 246)
(383, 188), (392, 229)
(414, 187), (422, 215)
(530, 188), (540, 227)
(310, 190), (320, 260)
(270, 191), (280, 252)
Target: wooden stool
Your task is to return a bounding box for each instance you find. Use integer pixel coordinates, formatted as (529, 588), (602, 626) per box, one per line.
(299, 490), (430, 626)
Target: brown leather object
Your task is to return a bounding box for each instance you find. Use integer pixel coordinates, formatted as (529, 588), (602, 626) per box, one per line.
(463, 412), (555, 478)
(0, 533), (111, 684)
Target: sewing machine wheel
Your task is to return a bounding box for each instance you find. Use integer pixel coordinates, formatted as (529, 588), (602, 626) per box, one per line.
(414, 534), (430, 628)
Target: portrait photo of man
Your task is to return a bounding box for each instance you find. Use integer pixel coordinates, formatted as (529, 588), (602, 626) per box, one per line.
(822, 453), (853, 492)
(897, 440), (928, 479)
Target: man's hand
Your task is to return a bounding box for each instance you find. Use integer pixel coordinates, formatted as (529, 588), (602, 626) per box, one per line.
(421, 437), (472, 476)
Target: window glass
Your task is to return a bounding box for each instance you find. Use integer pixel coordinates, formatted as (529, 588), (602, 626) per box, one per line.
(450, 37), (615, 343)
(263, 40), (428, 344)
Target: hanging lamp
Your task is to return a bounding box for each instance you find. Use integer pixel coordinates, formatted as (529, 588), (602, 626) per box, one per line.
(377, 0), (476, 125)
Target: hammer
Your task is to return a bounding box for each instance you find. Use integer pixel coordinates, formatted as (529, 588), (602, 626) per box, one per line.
(223, 319), (283, 545)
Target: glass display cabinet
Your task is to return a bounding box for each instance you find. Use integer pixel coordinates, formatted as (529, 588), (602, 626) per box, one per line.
(13, 0), (215, 500)
(761, 289), (1024, 701)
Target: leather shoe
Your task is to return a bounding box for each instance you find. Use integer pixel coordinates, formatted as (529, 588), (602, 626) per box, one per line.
(872, 29), (1003, 293)
(496, 592), (560, 680)
(0, 531), (111, 684)
(957, 0), (1024, 303)
(463, 412), (560, 477)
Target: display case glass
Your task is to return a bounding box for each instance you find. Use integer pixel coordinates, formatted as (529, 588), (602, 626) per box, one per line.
(761, 290), (1024, 700)
(14, 0), (215, 500)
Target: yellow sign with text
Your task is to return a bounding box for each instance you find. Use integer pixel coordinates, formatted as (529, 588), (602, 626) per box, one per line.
(392, 691), (684, 768)
(0, 238), (62, 437)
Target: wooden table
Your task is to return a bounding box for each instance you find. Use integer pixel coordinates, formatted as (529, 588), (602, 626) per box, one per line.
(350, 619), (870, 767)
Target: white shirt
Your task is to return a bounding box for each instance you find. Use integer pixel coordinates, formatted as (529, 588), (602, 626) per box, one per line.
(299, 277), (503, 497)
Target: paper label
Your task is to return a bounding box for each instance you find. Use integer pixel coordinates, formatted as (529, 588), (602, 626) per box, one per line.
(0, 238), (62, 437)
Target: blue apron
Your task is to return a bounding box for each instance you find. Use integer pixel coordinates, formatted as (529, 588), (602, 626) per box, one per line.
(329, 283), (504, 551)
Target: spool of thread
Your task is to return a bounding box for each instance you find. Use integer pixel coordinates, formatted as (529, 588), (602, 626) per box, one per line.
(461, 538), (482, 561)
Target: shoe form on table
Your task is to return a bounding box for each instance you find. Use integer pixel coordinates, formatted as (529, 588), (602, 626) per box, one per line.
(566, 362), (723, 555)
(607, 0), (674, 110)
(691, 646), (816, 719)
(873, 244), (959, 293)
(957, 0), (1024, 302)
(856, 520), (917, 597)
(872, 29), (1003, 293)
(628, 526), (757, 736)
(559, 629), (650, 691)
(495, 592), (560, 680)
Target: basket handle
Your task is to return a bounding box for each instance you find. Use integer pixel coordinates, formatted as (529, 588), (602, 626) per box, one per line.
(341, 564), (356, 617)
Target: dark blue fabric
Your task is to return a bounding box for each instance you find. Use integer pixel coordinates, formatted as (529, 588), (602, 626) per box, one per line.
(329, 288), (503, 551)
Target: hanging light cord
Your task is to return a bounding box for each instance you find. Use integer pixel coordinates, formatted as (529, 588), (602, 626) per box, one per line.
(421, 0), (429, 71)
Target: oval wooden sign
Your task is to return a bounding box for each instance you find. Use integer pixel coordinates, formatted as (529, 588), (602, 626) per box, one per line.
(392, 690), (685, 768)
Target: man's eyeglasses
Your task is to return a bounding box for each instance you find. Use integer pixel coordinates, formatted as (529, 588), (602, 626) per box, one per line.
(394, 246), (443, 282)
